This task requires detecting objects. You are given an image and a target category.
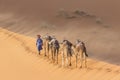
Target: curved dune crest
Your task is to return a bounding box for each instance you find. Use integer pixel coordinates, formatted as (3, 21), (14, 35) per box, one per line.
(0, 28), (120, 80)
(0, 0), (120, 65)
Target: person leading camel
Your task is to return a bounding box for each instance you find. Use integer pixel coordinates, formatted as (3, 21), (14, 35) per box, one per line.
(36, 35), (43, 55)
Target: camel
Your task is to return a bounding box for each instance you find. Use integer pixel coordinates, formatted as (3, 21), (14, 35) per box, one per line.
(72, 40), (88, 68)
(61, 40), (73, 67)
(43, 35), (52, 58)
(49, 38), (60, 64)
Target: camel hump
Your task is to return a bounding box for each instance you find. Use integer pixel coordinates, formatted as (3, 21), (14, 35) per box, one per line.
(45, 35), (52, 40)
(51, 39), (59, 48)
(66, 40), (72, 47)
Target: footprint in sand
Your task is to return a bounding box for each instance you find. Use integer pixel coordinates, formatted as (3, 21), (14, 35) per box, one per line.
(97, 67), (103, 70)
(87, 67), (93, 70)
(115, 70), (120, 73)
(106, 68), (112, 72)
(31, 51), (36, 54)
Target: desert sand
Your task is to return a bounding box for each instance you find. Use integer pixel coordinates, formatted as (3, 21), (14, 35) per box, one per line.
(0, 0), (120, 80)
(0, 27), (120, 80)
(0, 0), (120, 65)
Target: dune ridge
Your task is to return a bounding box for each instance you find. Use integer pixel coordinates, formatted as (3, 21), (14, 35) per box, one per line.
(0, 12), (120, 65)
(0, 27), (120, 80)
(0, 0), (120, 65)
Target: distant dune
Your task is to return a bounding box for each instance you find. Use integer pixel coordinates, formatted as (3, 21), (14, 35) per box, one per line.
(0, 28), (120, 80)
(0, 0), (120, 65)
(0, 0), (120, 26)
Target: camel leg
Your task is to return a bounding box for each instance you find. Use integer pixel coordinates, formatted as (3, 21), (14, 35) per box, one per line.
(85, 58), (87, 68)
(80, 51), (83, 68)
(80, 58), (83, 68)
(54, 48), (56, 63)
(47, 44), (49, 58)
(51, 49), (54, 62)
(56, 49), (59, 64)
(66, 57), (69, 67)
(51, 48), (54, 62)
(53, 48), (55, 63)
(65, 49), (68, 67)
(69, 56), (72, 66)
(43, 41), (46, 56)
(84, 52), (87, 68)
(45, 41), (48, 57)
(44, 41), (47, 56)
(56, 53), (58, 64)
(76, 55), (78, 68)
(62, 51), (64, 67)
(49, 45), (51, 59)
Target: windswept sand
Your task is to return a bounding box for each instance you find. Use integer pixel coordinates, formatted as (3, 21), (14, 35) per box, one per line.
(0, 28), (120, 80)
(0, 0), (120, 65)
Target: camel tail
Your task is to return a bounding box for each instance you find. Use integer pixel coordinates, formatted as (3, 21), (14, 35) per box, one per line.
(84, 47), (88, 57)
(85, 52), (88, 57)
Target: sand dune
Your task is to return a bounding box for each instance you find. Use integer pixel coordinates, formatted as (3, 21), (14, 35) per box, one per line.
(0, 12), (120, 65)
(0, 1), (120, 79)
(0, 0), (120, 65)
(0, 0), (120, 25)
(0, 28), (120, 80)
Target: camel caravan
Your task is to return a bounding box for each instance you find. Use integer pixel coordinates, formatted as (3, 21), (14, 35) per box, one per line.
(36, 34), (88, 68)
